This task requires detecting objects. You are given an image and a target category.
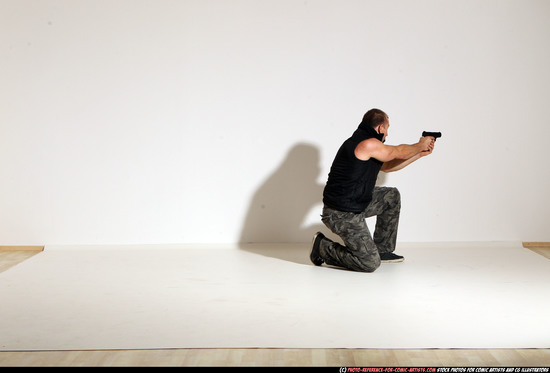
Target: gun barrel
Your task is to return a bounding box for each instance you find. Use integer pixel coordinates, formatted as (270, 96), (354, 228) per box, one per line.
(422, 131), (442, 139)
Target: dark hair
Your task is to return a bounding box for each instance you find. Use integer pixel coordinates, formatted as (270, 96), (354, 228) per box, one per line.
(361, 108), (388, 128)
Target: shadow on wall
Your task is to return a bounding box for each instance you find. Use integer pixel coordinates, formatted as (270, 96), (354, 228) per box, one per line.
(238, 142), (326, 264)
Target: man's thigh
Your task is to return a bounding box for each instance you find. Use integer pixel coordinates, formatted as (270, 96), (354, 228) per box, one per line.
(363, 186), (400, 218)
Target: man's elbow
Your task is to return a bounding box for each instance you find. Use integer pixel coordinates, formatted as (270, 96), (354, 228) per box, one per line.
(380, 163), (396, 173)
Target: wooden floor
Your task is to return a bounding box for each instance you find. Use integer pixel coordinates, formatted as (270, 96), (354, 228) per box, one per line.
(1, 246), (549, 367)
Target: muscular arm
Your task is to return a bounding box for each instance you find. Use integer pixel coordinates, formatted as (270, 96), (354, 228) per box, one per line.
(355, 137), (434, 172)
(381, 152), (423, 172)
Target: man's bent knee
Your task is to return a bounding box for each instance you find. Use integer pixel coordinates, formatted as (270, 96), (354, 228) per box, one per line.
(389, 187), (401, 203)
(357, 256), (380, 273)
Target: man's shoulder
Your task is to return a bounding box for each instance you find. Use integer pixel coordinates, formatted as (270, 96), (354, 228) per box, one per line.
(355, 138), (384, 160)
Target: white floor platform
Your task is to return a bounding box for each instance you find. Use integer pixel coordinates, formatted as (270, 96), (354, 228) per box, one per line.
(0, 242), (549, 351)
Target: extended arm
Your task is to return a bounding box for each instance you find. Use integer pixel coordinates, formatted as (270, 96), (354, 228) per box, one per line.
(380, 139), (435, 172)
(355, 137), (433, 162)
(381, 152), (422, 172)
(354, 136), (434, 172)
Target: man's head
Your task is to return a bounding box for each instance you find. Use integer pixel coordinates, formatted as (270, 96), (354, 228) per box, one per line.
(361, 108), (389, 142)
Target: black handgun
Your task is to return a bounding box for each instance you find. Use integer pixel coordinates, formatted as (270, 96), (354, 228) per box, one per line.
(422, 131), (442, 141)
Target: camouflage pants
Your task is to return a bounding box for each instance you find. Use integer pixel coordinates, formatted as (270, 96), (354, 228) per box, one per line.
(320, 186), (401, 272)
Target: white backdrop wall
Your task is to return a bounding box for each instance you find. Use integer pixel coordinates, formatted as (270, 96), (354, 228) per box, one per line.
(2, 0), (549, 245)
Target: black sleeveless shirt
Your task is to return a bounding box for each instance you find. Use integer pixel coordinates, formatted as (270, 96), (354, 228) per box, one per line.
(323, 122), (384, 213)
